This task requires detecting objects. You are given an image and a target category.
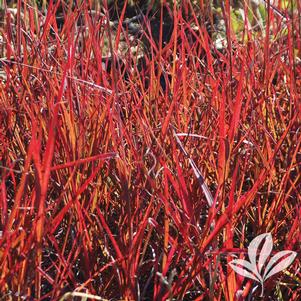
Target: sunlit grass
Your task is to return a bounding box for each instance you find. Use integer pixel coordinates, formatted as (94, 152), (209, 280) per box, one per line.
(0, 1), (300, 300)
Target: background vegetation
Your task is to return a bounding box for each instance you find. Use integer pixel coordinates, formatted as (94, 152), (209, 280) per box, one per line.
(0, 0), (300, 300)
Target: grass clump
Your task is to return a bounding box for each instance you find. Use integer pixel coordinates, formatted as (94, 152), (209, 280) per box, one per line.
(0, 0), (300, 300)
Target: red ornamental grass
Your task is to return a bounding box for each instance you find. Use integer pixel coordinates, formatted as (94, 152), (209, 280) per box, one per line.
(0, 1), (300, 300)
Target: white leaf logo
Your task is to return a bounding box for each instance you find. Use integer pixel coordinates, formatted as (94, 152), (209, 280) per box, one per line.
(229, 233), (297, 297)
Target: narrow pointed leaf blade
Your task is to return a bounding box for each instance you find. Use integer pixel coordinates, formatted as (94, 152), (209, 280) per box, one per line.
(229, 259), (262, 282)
(263, 251), (297, 281)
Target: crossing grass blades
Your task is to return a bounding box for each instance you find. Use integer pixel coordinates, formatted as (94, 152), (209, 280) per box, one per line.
(0, 0), (300, 300)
